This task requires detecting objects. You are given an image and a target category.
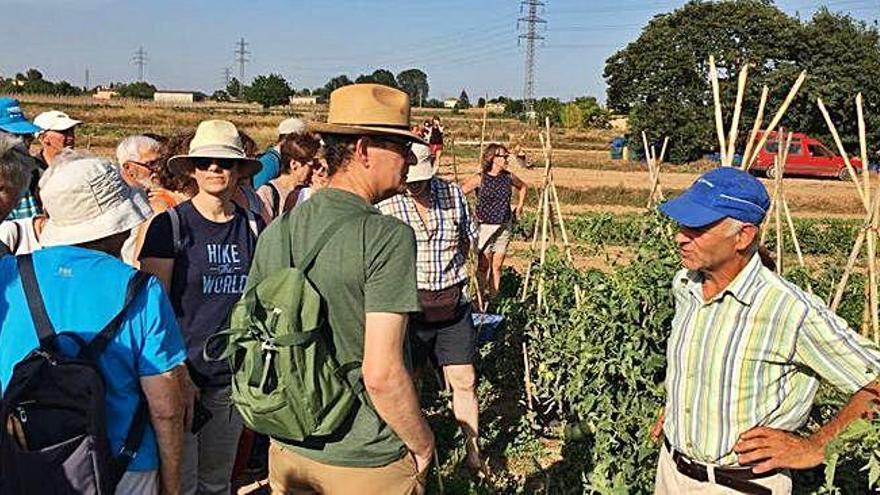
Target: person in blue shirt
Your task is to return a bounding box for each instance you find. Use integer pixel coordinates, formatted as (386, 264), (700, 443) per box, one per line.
(0, 97), (43, 220)
(0, 153), (188, 495)
(252, 117), (307, 188)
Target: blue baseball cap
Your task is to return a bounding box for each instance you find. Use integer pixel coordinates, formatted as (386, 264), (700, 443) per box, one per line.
(659, 167), (770, 228)
(0, 97), (42, 135)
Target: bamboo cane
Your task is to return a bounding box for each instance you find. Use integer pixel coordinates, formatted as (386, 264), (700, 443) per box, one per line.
(522, 342), (535, 415)
(709, 56), (728, 166)
(830, 183), (880, 312)
(774, 157), (783, 273)
(479, 99), (489, 159)
(537, 176), (551, 311)
(726, 64), (749, 167)
(817, 98), (869, 212)
(856, 93), (878, 341)
(450, 134), (459, 183)
(745, 71), (807, 170)
(782, 198), (810, 293)
(741, 86), (769, 170)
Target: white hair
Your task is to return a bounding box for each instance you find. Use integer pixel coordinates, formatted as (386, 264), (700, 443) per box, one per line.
(0, 133), (35, 195)
(726, 218), (760, 254)
(116, 135), (161, 166)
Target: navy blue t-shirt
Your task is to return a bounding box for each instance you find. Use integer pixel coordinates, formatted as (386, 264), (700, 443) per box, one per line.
(139, 201), (263, 387)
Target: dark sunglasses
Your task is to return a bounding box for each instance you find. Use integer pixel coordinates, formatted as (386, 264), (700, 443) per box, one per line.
(192, 157), (239, 171)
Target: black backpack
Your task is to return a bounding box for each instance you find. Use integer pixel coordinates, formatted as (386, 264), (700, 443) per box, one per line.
(0, 254), (151, 494)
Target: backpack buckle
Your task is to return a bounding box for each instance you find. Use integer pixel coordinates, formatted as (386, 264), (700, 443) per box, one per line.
(118, 445), (138, 460)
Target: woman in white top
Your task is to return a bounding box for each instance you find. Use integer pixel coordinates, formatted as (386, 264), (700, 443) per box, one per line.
(256, 131), (320, 219)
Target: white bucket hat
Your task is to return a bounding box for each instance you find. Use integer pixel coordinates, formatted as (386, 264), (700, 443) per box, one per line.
(406, 143), (435, 183)
(39, 157), (152, 247)
(167, 120), (262, 177)
(277, 117), (307, 136)
(33, 110), (81, 134)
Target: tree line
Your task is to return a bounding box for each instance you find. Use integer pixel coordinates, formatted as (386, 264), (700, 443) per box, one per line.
(605, 0), (880, 163)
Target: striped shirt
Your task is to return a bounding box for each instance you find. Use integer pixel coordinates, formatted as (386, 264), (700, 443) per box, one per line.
(664, 253), (880, 466)
(378, 178), (478, 291)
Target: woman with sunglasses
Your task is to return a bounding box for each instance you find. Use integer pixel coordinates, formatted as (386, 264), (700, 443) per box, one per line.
(461, 143), (528, 300)
(256, 130), (321, 219)
(138, 120), (265, 495)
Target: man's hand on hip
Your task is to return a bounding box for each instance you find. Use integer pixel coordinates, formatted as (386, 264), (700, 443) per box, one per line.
(734, 426), (825, 473)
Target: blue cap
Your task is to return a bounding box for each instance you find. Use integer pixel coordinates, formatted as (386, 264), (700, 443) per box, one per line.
(0, 97), (42, 135)
(659, 167), (770, 228)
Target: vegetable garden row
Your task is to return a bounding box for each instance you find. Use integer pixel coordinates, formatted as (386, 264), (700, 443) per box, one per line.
(430, 212), (880, 494)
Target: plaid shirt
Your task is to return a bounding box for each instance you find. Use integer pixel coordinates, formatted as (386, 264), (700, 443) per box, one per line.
(665, 253), (880, 465)
(378, 178), (478, 291)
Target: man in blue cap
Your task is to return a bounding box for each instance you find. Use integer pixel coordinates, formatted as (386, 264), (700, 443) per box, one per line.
(652, 167), (880, 494)
(0, 97), (43, 220)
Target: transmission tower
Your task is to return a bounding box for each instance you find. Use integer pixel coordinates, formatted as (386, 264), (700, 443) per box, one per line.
(222, 67), (233, 88)
(84, 68), (90, 91)
(132, 46), (148, 82)
(518, 0), (546, 121)
(234, 37), (250, 97)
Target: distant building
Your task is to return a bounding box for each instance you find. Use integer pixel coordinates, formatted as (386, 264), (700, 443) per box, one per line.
(485, 102), (506, 114)
(94, 88), (119, 100)
(154, 91), (196, 104)
(443, 98), (459, 109)
(289, 96), (319, 106)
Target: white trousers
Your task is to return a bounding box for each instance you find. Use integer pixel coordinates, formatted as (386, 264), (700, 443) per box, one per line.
(654, 444), (792, 495)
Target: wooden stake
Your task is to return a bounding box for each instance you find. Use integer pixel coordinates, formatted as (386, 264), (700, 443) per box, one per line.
(832, 228), (868, 312)
(522, 342), (535, 414)
(479, 98), (489, 159)
(774, 156), (784, 273)
(741, 86), (769, 170)
(726, 64), (749, 167)
(857, 93), (878, 341)
(745, 71), (807, 170)
(709, 56), (728, 166)
(782, 198), (809, 285)
(817, 98), (869, 212)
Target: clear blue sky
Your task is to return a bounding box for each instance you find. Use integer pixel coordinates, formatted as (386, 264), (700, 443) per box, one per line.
(1, 0), (876, 102)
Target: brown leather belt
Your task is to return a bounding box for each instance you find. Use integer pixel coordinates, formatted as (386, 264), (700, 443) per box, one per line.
(664, 438), (783, 495)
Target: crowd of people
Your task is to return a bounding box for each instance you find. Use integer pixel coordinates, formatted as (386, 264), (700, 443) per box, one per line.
(1, 80), (880, 495)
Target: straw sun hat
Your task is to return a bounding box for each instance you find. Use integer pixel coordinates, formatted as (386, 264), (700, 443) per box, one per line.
(310, 84), (427, 145)
(168, 120), (262, 176)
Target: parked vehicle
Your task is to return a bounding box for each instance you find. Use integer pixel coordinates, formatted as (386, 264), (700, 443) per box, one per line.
(750, 131), (863, 180)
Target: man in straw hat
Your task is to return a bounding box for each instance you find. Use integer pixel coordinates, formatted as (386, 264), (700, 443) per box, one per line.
(378, 143), (485, 475)
(0, 155), (187, 495)
(652, 167), (880, 494)
(247, 84), (433, 494)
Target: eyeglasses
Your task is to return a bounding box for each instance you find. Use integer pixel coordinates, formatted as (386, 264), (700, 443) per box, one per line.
(129, 158), (162, 170)
(192, 157), (239, 171)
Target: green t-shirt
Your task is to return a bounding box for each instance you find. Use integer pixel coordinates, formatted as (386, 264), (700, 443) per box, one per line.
(247, 187), (421, 467)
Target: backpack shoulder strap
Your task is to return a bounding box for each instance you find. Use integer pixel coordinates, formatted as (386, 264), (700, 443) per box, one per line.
(243, 206), (259, 238)
(268, 183), (281, 218)
(80, 271), (151, 361)
(16, 254), (56, 345)
(167, 206), (182, 255)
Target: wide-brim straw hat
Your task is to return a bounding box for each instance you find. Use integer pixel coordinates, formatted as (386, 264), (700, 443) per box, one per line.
(310, 84), (428, 145)
(168, 120), (262, 177)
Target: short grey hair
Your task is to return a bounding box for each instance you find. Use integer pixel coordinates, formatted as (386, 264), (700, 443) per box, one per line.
(0, 133), (36, 195)
(726, 218), (760, 255)
(116, 135), (161, 166)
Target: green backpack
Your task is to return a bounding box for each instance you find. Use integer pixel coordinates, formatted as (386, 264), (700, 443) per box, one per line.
(207, 215), (364, 441)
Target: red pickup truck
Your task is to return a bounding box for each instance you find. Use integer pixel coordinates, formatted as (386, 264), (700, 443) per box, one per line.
(750, 131), (863, 180)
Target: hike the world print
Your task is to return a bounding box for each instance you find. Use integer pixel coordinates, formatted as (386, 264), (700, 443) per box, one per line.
(202, 243), (248, 295)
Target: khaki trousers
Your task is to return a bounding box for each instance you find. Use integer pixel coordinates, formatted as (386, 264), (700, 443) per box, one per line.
(268, 441), (426, 495)
(654, 444), (792, 494)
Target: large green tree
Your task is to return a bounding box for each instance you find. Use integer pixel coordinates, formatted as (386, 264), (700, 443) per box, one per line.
(604, 0), (880, 163)
(396, 69), (429, 105)
(356, 69), (398, 88)
(245, 73), (292, 109)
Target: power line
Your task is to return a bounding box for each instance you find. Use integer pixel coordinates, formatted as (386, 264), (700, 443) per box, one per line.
(519, 0), (546, 120)
(132, 46), (148, 82)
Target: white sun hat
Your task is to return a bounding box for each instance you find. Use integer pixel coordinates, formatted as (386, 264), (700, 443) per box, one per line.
(406, 143), (435, 183)
(39, 156), (151, 247)
(33, 110), (82, 134)
(167, 119), (262, 176)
